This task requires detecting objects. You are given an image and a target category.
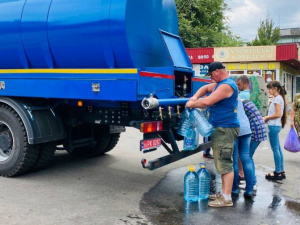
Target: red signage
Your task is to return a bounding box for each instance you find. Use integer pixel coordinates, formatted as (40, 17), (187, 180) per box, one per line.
(186, 48), (214, 64)
(276, 43), (298, 61)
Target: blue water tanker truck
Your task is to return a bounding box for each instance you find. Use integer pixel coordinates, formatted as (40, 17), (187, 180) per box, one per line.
(0, 0), (210, 177)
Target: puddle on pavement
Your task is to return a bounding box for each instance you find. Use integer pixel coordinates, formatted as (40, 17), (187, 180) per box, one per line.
(140, 160), (300, 225)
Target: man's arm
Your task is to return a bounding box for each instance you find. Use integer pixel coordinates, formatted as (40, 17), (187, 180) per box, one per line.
(290, 106), (295, 127)
(290, 96), (298, 127)
(189, 83), (217, 101)
(186, 84), (234, 108)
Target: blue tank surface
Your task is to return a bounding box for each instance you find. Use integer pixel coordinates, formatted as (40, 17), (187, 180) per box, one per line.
(0, 0), (192, 102)
(0, 0), (207, 178)
(0, 0), (179, 69)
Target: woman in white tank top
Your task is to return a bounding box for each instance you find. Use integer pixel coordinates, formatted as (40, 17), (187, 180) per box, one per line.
(263, 81), (287, 181)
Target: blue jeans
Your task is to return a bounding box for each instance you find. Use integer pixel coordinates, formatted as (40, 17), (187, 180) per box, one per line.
(233, 134), (253, 194)
(203, 136), (211, 155)
(249, 141), (260, 186)
(268, 125), (284, 173)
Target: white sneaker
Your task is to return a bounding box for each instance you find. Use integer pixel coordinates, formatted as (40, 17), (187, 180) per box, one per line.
(253, 184), (258, 191)
(239, 184), (257, 191)
(239, 183), (246, 190)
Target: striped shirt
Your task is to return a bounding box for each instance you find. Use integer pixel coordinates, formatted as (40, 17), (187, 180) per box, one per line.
(242, 100), (267, 142)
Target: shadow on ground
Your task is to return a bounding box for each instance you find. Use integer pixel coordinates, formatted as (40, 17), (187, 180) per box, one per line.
(140, 159), (300, 225)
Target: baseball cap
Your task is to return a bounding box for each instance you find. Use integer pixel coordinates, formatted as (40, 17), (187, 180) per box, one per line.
(205, 61), (225, 76)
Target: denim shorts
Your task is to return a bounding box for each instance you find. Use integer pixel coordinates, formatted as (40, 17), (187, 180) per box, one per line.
(211, 127), (240, 175)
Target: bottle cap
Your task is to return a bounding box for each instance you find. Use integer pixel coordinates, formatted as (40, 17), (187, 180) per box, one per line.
(187, 164), (195, 172)
(199, 163), (206, 168)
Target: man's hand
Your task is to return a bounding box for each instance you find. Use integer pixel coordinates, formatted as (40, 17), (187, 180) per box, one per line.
(186, 100), (194, 108)
(189, 96), (197, 101)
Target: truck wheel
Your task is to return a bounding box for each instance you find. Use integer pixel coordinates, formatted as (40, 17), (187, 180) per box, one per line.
(32, 142), (56, 171)
(66, 132), (111, 157)
(104, 133), (120, 153)
(92, 132), (111, 156)
(0, 105), (39, 177)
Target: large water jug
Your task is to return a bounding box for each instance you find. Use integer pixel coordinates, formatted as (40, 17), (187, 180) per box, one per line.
(196, 163), (206, 182)
(197, 163), (205, 173)
(198, 164), (211, 200)
(184, 165), (199, 202)
(183, 126), (198, 150)
(177, 109), (190, 137)
(194, 128), (199, 148)
(189, 109), (215, 137)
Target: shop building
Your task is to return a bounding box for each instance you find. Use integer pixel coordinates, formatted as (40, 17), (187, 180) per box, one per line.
(187, 44), (300, 102)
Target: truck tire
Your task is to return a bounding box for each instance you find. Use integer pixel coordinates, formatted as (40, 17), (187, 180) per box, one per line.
(92, 132), (111, 156)
(32, 142), (56, 171)
(0, 105), (39, 177)
(104, 133), (120, 153)
(66, 132), (111, 157)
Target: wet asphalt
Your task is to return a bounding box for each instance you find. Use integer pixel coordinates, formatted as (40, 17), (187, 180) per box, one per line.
(140, 160), (300, 225)
(139, 117), (300, 225)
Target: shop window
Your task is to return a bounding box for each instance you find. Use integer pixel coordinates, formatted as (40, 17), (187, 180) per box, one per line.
(263, 70), (275, 82)
(247, 70), (261, 76)
(230, 71), (244, 74)
(281, 72), (292, 103)
(296, 77), (300, 93)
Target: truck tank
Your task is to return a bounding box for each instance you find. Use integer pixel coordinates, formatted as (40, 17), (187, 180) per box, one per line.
(0, 0), (206, 177)
(0, 0), (179, 69)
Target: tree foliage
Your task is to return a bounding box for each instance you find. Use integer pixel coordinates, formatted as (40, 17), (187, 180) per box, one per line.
(249, 18), (280, 46)
(175, 0), (243, 47)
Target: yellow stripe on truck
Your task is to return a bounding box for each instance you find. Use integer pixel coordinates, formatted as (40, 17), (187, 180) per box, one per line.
(0, 69), (138, 74)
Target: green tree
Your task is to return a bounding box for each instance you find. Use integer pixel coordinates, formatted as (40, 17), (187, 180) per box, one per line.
(250, 18), (280, 46)
(175, 0), (243, 47)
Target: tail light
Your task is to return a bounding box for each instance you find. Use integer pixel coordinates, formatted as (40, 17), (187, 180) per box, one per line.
(140, 121), (163, 133)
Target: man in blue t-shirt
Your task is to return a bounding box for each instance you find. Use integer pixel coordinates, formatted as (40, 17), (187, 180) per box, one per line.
(237, 75), (250, 100)
(186, 61), (240, 208)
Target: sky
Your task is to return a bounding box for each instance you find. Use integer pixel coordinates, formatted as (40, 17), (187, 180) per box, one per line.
(224, 0), (300, 41)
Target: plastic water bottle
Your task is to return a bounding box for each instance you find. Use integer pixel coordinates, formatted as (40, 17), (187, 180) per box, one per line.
(177, 109), (190, 137)
(189, 108), (215, 137)
(194, 128), (199, 148)
(196, 163), (205, 183)
(197, 163), (205, 173)
(183, 126), (198, 150)
(184, 165), (199, 202)
(198, 164), (211, 200)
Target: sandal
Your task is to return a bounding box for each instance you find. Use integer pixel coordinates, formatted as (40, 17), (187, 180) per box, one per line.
(281, 171), (286, 179)
(265, 171), (282, 181)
